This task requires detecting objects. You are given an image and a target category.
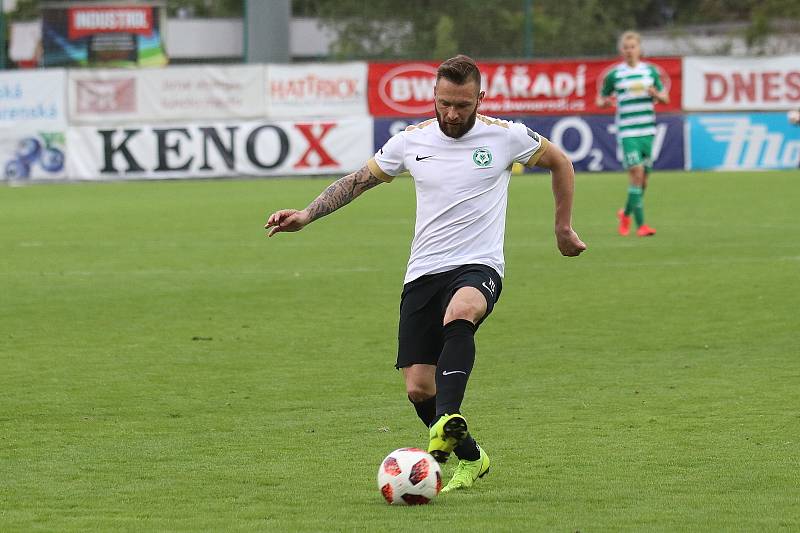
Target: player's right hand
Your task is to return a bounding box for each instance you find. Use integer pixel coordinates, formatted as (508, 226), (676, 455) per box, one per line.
(556, 227), (587, 257)
(265, 209), (310, 237)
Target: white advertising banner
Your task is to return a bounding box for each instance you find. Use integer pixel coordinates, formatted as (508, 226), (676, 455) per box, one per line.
(683, 56), (800, 111)
(0, 69), (67, 129)
(1, 128), (67, 181)
(68, 65), (266, 123)
(266, 62), (368, 118)
(66, 117), (373, 179)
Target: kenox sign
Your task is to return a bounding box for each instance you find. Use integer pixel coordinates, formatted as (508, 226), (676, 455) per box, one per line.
(67, 118), (373, 179)
(368, 58), (682, 117)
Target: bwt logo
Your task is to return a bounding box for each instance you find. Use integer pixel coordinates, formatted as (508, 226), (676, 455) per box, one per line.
(699, 117), (800, 169)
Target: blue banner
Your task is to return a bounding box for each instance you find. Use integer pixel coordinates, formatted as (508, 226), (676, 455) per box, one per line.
(687, 113), (800, 170)
(373, 114), (685, 172)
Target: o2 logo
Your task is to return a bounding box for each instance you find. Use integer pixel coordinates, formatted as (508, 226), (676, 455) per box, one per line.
(549, 117), (668, 171)
(4, 133), (66, 180)
(549, 117), (605, 171)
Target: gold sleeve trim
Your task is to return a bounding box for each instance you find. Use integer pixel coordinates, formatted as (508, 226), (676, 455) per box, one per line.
(525, 136), (551, 167)
(405, 118), (436, 131)
(477, 114), (510, 128)
(367, 158), (394, 183)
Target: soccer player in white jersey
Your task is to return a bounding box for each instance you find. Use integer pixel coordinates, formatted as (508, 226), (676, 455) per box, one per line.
(265, 55), (586, 493)
(597, 31), (669, 237)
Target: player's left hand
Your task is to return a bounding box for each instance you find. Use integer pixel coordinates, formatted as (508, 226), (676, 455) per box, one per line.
(556, 227), (587, 257)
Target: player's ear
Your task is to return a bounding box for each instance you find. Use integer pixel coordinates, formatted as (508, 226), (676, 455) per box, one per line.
(477, 90), (485, 105)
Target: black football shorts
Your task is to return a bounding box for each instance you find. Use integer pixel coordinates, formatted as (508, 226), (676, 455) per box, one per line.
(396, 264), (502, 369)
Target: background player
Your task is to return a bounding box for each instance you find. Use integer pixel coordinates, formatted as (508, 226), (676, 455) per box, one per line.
(597, 31), (669, 237)
(265, 55), (585, 493)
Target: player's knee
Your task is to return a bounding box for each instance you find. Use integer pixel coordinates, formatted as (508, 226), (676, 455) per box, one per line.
(629, 166), (645, 185)
(406, 382), (435, 402)
(444, 301), (483, 325)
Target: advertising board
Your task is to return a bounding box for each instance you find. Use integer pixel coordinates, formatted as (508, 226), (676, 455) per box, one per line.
(368, 58), (682, 117)
(67, 118), (374, 179)
(687, 113), (800, 170)
(373, 114), (685, 172)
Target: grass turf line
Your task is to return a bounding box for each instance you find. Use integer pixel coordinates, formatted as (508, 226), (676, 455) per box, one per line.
(1, 170), (798, 531)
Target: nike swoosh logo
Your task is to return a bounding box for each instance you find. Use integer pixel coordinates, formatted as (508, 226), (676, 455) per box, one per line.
(442, 370), (467, 376)
(415, 155), (434, 161)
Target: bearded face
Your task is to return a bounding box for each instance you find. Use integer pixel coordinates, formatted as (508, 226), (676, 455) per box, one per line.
(434, 78), (483, 139)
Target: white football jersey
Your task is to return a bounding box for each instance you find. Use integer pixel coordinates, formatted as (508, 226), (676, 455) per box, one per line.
(367, 114), (549, 284)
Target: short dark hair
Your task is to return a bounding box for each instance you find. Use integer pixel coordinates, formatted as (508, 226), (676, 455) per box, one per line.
(437, 55), (481, 88)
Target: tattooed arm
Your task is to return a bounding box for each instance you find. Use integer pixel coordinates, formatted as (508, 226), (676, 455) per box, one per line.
(304, 165), (383, 222)
(265, 165), (383, 237)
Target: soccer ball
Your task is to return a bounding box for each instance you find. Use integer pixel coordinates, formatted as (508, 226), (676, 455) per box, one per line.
(788, 109), (800, 125)
(377, 448), (442, 505)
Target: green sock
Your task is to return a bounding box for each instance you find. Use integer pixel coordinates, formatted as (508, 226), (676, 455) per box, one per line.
(624, 186), (644, 226)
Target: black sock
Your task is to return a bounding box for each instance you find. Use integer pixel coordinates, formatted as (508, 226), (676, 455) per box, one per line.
(413, 393), (480, 461)
(435, 319), (476, 417)
(454, 435), (481, 461)
(409, 395), (436, 428)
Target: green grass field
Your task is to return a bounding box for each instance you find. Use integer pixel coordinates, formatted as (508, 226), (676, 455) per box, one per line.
(1, 170), (798, 531)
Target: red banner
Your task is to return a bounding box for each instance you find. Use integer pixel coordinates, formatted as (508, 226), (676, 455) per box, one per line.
(68, 6), (153, 40)
(368, 57), (682, 117)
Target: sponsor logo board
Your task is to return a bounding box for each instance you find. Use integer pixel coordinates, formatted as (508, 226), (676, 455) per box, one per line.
(373, 115), (685, 172)
(683, 56), (800, 111)
(69, 65), (266, 123)
(687, 112), (800, 169)
(68, 6), (154, 40)
(1, 129), (67, 181)
(368, 58), (682, 117)
(0, 69), (67, 128)
(76, 78), (136, 113)
(67, 118), (373, 179)
(266, 62), (368, 117)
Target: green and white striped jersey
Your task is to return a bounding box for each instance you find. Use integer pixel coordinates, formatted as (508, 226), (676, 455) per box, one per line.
(601, 62), (663, 139)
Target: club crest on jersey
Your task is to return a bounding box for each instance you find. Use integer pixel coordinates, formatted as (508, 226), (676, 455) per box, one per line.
(472, 148), (492, 167)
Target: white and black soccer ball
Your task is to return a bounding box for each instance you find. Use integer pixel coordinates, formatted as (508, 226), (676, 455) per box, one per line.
(788, 109), (800, 125)
(377, 448), (441, 505)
